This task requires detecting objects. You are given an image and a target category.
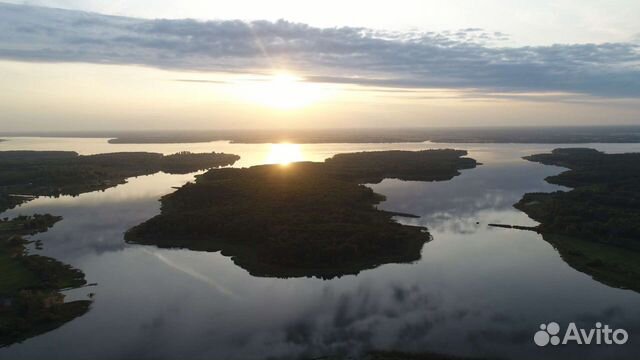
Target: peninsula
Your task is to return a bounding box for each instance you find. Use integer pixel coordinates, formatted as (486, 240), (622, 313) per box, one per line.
(0, 150), (240, 345)
(516, 148), (640, 292)
(125, 149), (478, 278)
(0, 215), (89, 347)
(0, 151), (240, 212)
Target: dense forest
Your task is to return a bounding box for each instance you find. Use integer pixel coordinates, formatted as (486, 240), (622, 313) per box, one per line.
(0, 151), (240, 212)
(126, 150), (478, 278)
(516, 148), (640, 291)
(0, 215), (90, 347)
(323, 149), (477, 183)
(516, 148), (640, 249)
(0, 150), (241, 346)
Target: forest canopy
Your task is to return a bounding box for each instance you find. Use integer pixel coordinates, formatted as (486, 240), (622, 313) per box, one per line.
(126, 149), (478, 278)
(0, 151), (240, 213)
(516, 148), (640, 292)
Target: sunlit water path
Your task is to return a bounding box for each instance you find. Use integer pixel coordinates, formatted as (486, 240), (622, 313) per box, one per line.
(1, 137), (640, 359)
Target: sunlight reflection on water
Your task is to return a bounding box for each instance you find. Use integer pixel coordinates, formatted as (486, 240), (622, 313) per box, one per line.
(264, 143), (304, 165)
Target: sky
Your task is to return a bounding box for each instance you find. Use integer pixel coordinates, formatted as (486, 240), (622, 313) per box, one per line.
(0, 0), (639, 131)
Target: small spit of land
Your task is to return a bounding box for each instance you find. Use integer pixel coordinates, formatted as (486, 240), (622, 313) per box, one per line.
(0, 151), (240, 213)
(126, 150), (478, 278)
(515, 148), (640, 292)
(0, 215), (89, 347)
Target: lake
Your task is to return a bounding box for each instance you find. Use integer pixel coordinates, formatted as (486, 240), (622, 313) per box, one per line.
(1, 137), (639, 359)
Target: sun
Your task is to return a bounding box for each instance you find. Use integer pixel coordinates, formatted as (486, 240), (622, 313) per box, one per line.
(265, 73), (305, 109)
(234, 72), (329, 110)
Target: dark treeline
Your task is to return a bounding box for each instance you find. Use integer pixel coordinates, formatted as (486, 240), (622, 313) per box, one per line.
(0, 150), (241, 346)
(126, 150), (478, 278)
(516, 148), (640, 250)
(5, 127), (640, 144)
(516, 148), (640, 292)
(0, 151), (240, 212)
(323, 149), (477, 183)
(0, 215), (90, 347)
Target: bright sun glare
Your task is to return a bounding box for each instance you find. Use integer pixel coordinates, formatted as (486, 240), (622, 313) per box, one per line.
(266, 143), (304, 165)
(235, 72), (329, 110)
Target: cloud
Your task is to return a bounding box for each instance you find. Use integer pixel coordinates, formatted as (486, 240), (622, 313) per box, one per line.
(1, 3), (639, 97)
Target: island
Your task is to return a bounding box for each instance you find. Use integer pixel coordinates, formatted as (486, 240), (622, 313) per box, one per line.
(0, 215), (89, 347)
(125, 149), (478, 278)
(0, 150), (240, 213)
(515, 148), (640, 292)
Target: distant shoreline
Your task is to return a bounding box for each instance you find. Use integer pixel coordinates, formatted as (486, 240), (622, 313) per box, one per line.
(2, 126), (640, 145)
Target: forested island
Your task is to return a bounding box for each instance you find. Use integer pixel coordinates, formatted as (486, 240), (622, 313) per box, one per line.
(0, 215), (90, 347)
(125, 150), (478, 278)
(516, 148), (640, 292)
(0, 151), (240, 212)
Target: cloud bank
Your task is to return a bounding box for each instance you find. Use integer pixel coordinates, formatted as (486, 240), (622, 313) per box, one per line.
(1, 3), (639, 98)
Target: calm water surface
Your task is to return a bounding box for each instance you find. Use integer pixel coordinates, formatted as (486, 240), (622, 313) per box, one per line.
(1, 137), (640, 359)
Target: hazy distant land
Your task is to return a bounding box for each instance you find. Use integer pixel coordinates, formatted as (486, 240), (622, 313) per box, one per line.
(125, 150), (478, 278)
(3, 126), (640, 144)
(515, 148), (640, 292)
